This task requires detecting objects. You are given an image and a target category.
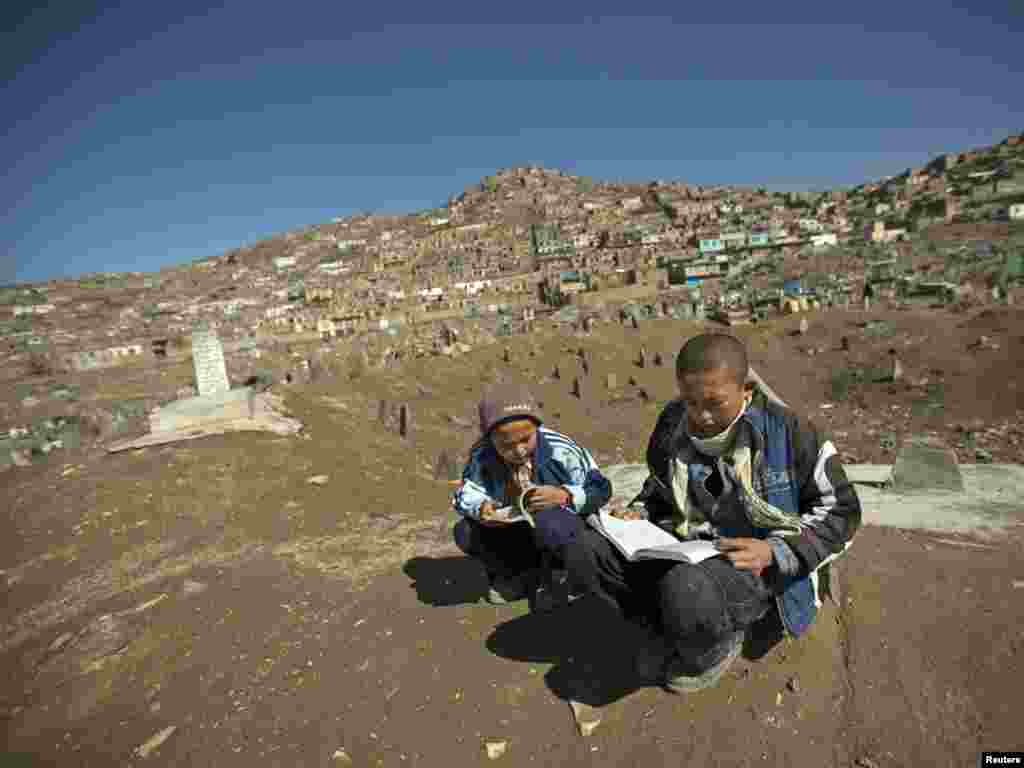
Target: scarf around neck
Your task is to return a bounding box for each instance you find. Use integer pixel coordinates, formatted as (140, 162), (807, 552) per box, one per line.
(670, 419), (807, 539)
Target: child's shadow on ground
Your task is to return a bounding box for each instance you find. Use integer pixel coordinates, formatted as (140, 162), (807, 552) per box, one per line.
(403, 555), (489, 606)
(486, 598), (787, 708)
(486, 597), (649, 707)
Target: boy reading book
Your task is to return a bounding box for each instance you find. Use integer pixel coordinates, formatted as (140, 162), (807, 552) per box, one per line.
(452, 381), (612, 608)
(567, 333), (861, 692)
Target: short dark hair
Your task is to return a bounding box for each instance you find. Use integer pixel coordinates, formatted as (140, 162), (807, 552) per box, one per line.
(675, 333), (748, 385)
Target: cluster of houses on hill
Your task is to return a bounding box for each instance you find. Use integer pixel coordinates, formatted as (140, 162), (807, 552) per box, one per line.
(3, 133), (1023, 369)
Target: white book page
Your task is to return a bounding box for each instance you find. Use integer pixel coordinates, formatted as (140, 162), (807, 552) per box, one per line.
(643, 539), (721, 563)
(594, 512), (681, 558)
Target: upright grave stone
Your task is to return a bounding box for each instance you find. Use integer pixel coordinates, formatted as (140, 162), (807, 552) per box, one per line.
(399, 403), (411, 438)
(606, 373), (617, 389)
(191, 327), (230, 397)
(637, 346), (647, 368)
(572, 377), (583, 399)
(889, 349), (904, 382)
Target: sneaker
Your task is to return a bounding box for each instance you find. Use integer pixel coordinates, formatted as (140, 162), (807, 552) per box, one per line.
(486, 573), (529, 604)
(664, 631), (745, 694)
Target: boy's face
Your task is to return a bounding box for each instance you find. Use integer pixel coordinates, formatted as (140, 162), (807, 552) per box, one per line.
(677, 366), (748, 438)
(490, 418), (538, 466)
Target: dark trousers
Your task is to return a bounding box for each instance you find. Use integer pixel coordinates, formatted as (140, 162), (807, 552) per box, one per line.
(567, 527), (776, 671)
(453, 506), (584, 579)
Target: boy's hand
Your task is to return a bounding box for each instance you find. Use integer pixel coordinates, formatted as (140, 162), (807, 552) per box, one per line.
(610, 505), (645, 520)
(715, 538), (775, 576)
(523, 486), (571, 513)
(478, 501), (512, 527)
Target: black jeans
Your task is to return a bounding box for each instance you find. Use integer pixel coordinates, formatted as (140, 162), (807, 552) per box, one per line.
(453, 506), (584, 579)
(567, 527), (775, 671)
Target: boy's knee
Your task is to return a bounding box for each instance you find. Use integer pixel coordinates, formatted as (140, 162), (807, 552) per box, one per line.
(453, 517), (479, 556)
(533, 506), (581, 553)
(658, 564), (729, 637)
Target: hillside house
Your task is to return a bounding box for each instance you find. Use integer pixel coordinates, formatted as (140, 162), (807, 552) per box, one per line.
(720, 232), (747, 250)
(12, 304), (56, 316)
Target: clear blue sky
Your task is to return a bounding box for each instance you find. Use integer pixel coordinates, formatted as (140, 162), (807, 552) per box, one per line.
(3, 0), (1021, 285)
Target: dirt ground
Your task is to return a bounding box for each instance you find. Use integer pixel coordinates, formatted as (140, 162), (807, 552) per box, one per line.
(2, 304), (1024, 766)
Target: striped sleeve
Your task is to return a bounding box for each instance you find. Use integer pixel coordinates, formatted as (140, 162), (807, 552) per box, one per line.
(781, 416), (862, 575)
(451, 441), (495, 520)
(542, 429), (608, 514)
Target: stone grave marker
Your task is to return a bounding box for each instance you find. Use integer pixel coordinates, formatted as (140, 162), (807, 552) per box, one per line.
(889, 350), (903, 382)
(605, 373), (617, 389)
(890, 436), (964, 492)
(572, 377), (583, 399)
(378, 399), (394, 426)
(581, 358), (590, 375)
(399, 403), (411, 438)
(637, 346), (647, 368)
(191, 327), (230, 397)
(799, 317), (809, 335)
(553, 365), (561, 380)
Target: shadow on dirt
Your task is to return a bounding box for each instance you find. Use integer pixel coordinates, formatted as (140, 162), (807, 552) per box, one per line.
(403, 555), (490, 606)
(486, 596), (646, 707)
(484, 596), (787, 707)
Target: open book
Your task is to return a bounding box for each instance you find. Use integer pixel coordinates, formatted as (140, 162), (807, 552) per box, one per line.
(588, 511), (722, 564)
(488, 489), (536, 528)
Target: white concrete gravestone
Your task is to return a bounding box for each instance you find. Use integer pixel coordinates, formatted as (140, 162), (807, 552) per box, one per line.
(191, 328), (230, 397)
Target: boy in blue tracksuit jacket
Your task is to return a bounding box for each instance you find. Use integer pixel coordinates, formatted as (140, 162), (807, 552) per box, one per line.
(452, 381), (612, 607)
